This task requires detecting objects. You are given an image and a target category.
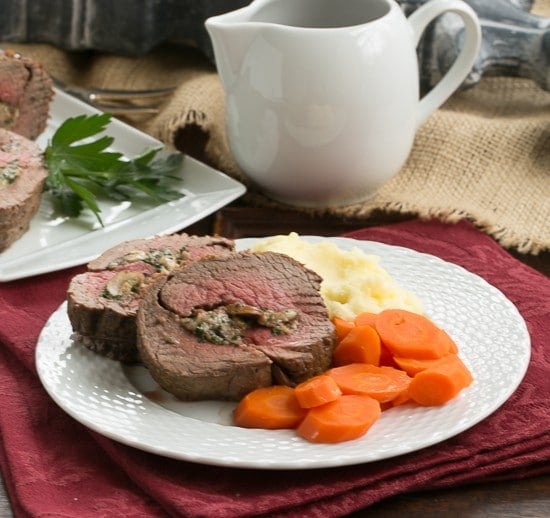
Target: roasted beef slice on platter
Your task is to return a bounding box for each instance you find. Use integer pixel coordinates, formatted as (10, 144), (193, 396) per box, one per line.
(0, 49), (54, 140)
(0, 129), (49, 252)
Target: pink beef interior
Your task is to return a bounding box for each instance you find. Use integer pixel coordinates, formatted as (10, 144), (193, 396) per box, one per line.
(160, 268), (297, 317)
(69, 270), (141, 312)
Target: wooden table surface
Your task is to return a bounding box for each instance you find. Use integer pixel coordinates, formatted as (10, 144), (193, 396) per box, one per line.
(1, 205), (548, 517)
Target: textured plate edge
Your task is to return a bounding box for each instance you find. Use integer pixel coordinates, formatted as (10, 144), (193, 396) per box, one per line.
(34, 237), (532, 470)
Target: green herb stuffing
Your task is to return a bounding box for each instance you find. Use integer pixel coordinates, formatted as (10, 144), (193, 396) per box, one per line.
(43, 113), (183, 224)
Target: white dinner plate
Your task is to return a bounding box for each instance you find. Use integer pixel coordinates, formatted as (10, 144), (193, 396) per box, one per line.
(35, 236), (531, 470)
(0, 88), (246, 281)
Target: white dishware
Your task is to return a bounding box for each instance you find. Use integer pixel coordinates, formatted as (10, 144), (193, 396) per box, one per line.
(36, 236), (530, 470)
(206, 0), (481, 206)
(0, 88), (245, 281)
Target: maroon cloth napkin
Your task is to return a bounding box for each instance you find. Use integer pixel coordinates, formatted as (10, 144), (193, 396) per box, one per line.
(0, 219), (548, 517)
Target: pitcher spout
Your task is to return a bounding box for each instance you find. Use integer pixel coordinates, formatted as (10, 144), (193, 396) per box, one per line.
(205, 0), (272, 88)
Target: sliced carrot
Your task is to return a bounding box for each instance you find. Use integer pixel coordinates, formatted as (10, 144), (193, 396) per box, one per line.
(390, 388), (411, 407)
(408, 354), (473, 406)
(437, 328), (459, 354)
(296, 394), (381, 443)
(328, 363), (412, 403)
(332, 324), (381, 367)
(393, 354), (456, 377)
(379, 388), (412, 410)
(233, 385), (306, 429)
(354, 311), (378, 327)
(374, 309), (448, 359)
(379, 343), (399, 368)
(332, 317), (355, 342)
(294, 374), (342, 409)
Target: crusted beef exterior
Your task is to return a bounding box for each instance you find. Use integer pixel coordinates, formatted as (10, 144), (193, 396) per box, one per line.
(136, 251), (337, 401)
(0, 128), (48, 251)
(0, 49), (54, 140)
(67, 233), (235, 362)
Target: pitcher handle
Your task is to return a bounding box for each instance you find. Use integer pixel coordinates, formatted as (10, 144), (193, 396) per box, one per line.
(409, 0), (481, 127)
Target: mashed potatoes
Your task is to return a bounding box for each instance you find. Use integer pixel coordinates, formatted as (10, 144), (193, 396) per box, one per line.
(251, 232), (422, 321)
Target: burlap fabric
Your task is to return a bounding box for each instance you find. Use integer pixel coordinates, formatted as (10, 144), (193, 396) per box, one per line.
(3, 1), (549, 254)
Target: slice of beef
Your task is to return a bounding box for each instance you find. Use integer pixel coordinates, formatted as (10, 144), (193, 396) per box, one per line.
(136, 251), (337, 401)
(87, 233), (234, 274)
(0, 128), (48, 252)
(0, 49), (54, 140)
(67, 270), (144, 362)
(67, 233), (235, 362)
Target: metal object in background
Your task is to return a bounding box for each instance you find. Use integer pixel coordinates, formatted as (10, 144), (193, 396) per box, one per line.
(0, 0), (548, 91)
(401, 0), (550, 91)
(52, 78), (176, 115)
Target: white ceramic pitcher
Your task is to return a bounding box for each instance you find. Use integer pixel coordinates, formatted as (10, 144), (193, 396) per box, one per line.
(206, 0), (481, 206)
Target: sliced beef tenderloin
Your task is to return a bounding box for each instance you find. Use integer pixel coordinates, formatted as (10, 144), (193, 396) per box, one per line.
(87, 233), (234, 274)
(67, 233), (235, 362)
(0, 128), (48, 252)
(136, 251), (337, 401)
(67, 270), (145, 362)
(0, 49), (54, 140)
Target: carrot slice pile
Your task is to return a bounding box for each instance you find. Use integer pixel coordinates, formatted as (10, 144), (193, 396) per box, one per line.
(233, 307), (474, 444)
(297, 394), (381, 443)
(332, 324), (381, 367)
(294, 374), (342, 408)
(233, 385), (306, 429)
(330, 309), (473, 405)
(328, 363), (412, 403)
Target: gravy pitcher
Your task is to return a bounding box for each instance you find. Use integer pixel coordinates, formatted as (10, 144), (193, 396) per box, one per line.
(206, 0), (481, 206)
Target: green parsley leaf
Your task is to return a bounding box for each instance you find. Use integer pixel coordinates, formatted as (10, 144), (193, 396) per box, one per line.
(43, 113), (183, 224)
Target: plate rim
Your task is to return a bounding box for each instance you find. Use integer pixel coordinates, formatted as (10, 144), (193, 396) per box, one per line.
(35, 236), (531, 470)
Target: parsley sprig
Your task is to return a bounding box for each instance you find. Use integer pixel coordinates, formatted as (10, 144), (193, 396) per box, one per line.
(43, 113), (183, 224)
